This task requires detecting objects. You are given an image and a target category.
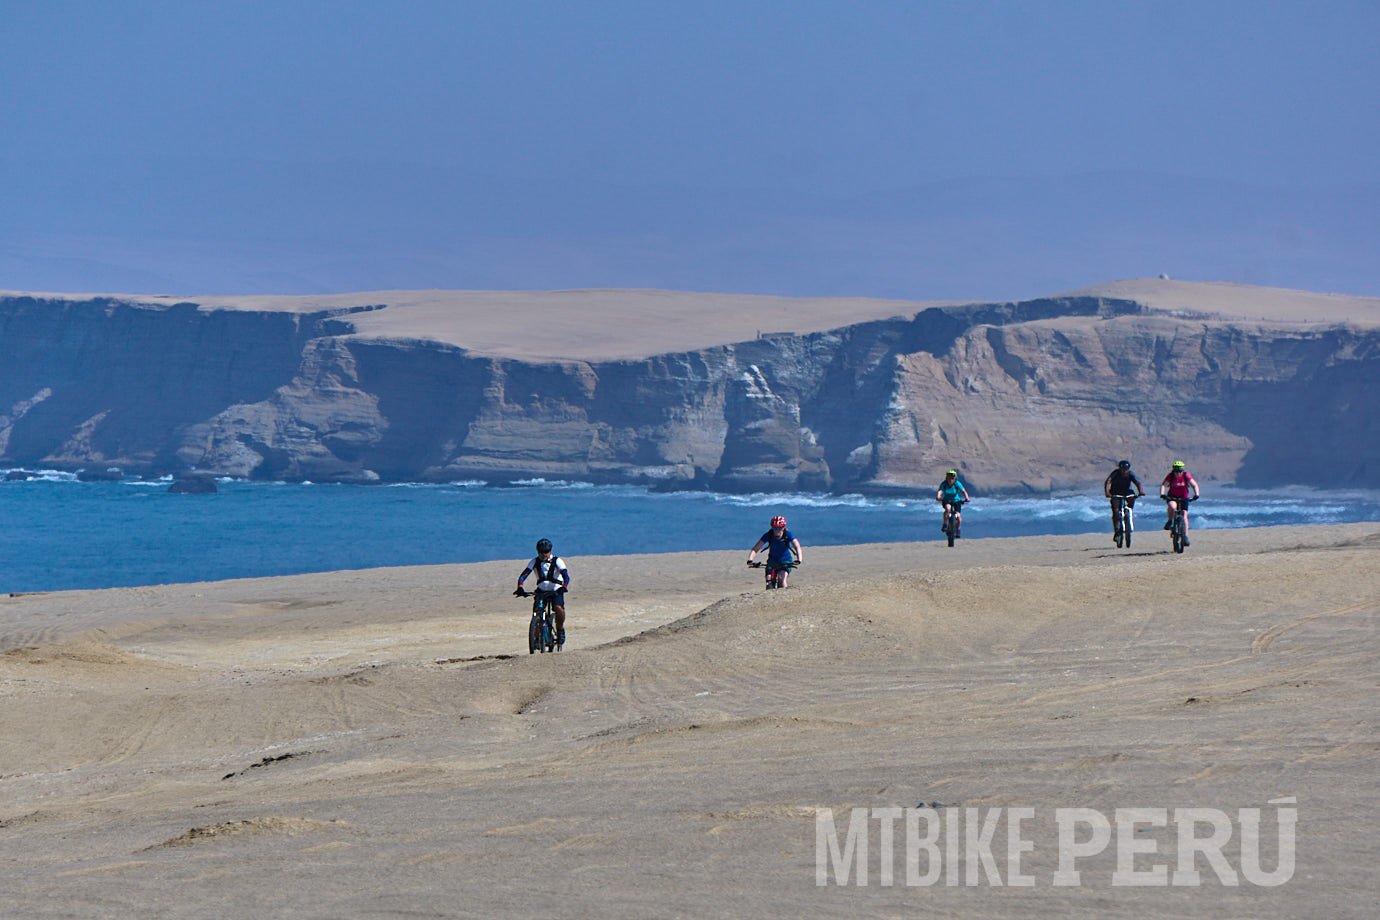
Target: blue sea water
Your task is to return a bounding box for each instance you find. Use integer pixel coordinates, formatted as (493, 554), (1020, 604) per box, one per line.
(3, 472), (1379, 594)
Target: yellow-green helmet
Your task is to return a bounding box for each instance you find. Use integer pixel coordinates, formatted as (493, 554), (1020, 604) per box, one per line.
(1172, 460), (1185, 470)
(945, 469), (957, 477)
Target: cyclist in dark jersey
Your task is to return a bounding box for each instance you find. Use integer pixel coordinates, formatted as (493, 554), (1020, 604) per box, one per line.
(1103, 460), (1145, 544)
(747, 515), (803, 587)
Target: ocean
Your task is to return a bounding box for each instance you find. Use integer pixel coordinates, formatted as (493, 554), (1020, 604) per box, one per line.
(3, 472), (1378, 594)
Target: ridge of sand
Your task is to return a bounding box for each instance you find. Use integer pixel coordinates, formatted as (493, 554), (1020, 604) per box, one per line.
(1, 523), (1376, 916)
(1063, 278), (1380, 325)
(10, 278), (1375, 363)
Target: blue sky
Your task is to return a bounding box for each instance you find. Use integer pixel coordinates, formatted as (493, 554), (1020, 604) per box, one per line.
(2, 0), (1377, 299)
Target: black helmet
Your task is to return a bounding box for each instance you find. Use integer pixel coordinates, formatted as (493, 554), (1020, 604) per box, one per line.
(535, 538), (553, 554)
(1118, 460), (1130, 469)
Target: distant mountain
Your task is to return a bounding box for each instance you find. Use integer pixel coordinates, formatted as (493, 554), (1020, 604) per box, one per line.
(2, 281), (1375, 491)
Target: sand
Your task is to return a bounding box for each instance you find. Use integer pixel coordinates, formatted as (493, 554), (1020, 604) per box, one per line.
(1065, 279), (1380, 326)
(11, 278), (1377, 364)
(2, 288), (953, 362)
(2, 523), (1377, 917)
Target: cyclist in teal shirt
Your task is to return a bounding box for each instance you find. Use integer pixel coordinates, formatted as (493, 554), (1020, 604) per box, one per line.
(936, 469), (971, 535)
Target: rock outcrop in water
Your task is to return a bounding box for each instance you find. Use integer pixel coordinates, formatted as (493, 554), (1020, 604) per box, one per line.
(1, 286), (1375, 492)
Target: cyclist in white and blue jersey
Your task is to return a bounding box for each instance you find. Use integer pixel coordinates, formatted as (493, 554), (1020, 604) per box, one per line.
(517, 539), (571, 649)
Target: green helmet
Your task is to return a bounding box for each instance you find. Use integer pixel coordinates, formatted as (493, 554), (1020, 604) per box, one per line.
(945, 469), (958, 477)
(1172, 460), (1185, 470)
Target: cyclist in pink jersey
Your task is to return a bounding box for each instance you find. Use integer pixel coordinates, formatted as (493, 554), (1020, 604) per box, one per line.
(1159, 460), (1201, 539)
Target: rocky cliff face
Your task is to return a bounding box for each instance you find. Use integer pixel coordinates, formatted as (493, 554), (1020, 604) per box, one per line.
(1, 291), (1375, 492)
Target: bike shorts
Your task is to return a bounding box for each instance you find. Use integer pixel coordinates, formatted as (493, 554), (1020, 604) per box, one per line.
(533, 589), (566, 613)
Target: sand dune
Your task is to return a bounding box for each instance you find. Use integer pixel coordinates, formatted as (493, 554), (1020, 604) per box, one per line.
(2, 524), (1376, 917)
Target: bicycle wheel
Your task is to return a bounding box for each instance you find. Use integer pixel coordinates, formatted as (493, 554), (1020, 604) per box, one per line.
(544, 611), (556, 653)
(1172, 517), (1184, 553)
(528, 613), (541, 654)
(1124, 505), (1133, 548)
(946, 515), (955, 548)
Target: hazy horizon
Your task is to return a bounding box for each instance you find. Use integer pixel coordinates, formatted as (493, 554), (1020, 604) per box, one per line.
(3, 1), (1377, 300)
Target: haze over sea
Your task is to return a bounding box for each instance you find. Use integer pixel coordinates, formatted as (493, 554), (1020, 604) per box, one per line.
(4, 472), (1379, 594)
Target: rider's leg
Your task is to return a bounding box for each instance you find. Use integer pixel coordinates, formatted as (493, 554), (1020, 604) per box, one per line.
(1165, 498), (1177, 528)
(1111, 500), (1121, 534)
(553, 602), (566, 632)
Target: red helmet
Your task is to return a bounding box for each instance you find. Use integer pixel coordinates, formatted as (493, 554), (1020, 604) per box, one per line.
(770, 515), (787, 529)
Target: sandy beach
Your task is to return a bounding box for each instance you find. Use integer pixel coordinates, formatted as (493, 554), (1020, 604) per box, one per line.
(2, 523), (1377, 917)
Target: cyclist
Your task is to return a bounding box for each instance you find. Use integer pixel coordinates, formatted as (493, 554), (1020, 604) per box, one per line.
(1104, 460), (1145, 544)
(936, 470), (971, 536)
(747, 515), (803, 588)
(515, 539), (571, 649)
(1159, 461), (1201, 545)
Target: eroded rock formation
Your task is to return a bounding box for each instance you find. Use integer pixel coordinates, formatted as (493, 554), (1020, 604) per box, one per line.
(1, 290), (1374, 492)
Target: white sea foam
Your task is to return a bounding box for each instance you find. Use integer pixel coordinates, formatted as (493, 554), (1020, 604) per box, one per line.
(1, 468), (78, 482)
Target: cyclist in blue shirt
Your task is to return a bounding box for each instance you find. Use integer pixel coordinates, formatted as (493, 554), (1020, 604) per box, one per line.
(747, 515), (803, 587)
(936, 470), (971, 535)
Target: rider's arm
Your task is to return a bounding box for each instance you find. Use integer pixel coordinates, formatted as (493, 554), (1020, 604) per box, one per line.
(747, 538), (766, 562)
(1131, 473), (1144, 496)
(1189, 475), (1200, 498)
(1104, 474), (1113, 498)
(556, 559), (571, 590)
(517, 561), (533, 588)
(790, 538), (802, 562)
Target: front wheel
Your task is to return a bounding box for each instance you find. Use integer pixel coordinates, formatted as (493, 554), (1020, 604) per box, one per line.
(528, 613), (541, 654)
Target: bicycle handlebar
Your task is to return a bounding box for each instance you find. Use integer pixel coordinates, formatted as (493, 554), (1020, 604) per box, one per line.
(747, 561), (799, 569)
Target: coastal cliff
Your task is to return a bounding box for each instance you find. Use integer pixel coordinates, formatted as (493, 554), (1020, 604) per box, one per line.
(1, 285), (1375, 492)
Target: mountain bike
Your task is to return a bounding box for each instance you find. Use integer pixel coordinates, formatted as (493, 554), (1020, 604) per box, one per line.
(514, 588), (559, 653)
(747, 560), (799, 590)
(1110, 494), (1138, 548)
(1163, 495), (1196, 554)
(941, 499), (966, 547)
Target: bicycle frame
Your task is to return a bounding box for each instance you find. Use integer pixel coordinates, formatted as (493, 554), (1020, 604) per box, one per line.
(518, 589), (559, 653)
(941, 500), (965, 546)
(1111, 495), (1135, 547)
(1164, 495), (1194, 553)
(749, 560), (798, 589)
